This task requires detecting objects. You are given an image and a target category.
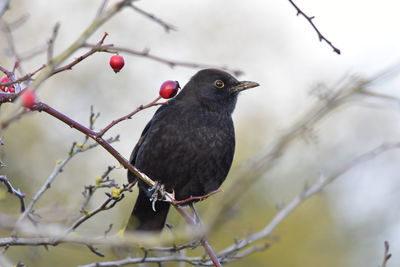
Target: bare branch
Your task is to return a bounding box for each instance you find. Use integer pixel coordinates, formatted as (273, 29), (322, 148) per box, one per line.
(379, 241), (392, 267)
(0, 175), (26, 212)
(287, 0), (341, 54)
(0, 0), (11, 17)
(129, 4), (176, 32)
(96, 0), (110, 18)
(47, 22), (61, 64)
(83, 44), (244, 76)
(216, 142), (400, 261)
(97, 96), (163, 137)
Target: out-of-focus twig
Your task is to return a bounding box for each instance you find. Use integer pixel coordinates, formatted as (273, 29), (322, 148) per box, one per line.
(13, 135), (119, 233)
(379, 241), (392, 267)
(129, 4), (176, 32)
(0, 18), (25, 74)
(216, 142), (400, 262)
(0, 0), (10, 17)
(47, 22), (61, 64)
(0, 175), (26, 212)
(96, 0), (110, 17)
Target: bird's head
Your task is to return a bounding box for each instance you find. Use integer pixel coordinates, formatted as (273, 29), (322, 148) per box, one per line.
(175, 69), (259, 114)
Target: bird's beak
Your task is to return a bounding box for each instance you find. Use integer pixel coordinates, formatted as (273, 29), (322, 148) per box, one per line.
(231, 81), (259, 94)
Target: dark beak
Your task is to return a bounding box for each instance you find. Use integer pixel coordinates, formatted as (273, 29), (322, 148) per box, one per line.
(231, 81), (259, 94)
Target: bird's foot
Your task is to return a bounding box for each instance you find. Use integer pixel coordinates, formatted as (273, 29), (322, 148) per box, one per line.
(148, 182), (163, 211)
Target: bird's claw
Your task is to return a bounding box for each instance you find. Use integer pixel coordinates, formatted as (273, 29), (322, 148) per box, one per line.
(148, 182), (167, 212)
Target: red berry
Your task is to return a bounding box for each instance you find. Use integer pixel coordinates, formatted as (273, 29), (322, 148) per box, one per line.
(0, 77), (15, 93)
(21, 89), (37, 109)
(109, 55), (125, 73)
(159, 80), (180, 99)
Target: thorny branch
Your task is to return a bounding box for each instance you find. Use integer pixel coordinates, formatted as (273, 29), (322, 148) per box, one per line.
(287, 0), (341, 54)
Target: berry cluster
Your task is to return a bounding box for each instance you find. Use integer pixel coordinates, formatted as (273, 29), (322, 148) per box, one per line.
(0, 77), (15, 93)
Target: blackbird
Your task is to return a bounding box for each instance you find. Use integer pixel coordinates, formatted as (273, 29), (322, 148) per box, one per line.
(127, 68), (259, 231)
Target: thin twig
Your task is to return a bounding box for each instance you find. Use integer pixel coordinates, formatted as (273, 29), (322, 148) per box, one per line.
(0, 109), (29, 129)
(83, 44), (244, 76)
(0, 64), (45, 87)
(47, 22), (61, 64)
(97, 96), (163, 137)
(172, 189), (222, 206)
(287, 0), (341, 54)
(13, 143), (79, 231)
(379, 241), (392, 267)
(0, 0), (11, 17)
(25, 101), (220, 264)
(217, 142), (400, 261)
(66, 184), (133, 233)
(0, 175), (26, 212)
(29, 0), (135, 91)
(129, 4), (176, 32)
(81, 166), (117, 211)
(96, 0), (110, 17)
(0, 18), (25, 74)
(51, 32), (109, 76)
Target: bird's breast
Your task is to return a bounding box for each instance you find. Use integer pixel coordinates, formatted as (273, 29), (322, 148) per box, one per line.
(136, 107), (235, 200)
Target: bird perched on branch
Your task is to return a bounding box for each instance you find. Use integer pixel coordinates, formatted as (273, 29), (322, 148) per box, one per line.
(127, 68), (259, 231)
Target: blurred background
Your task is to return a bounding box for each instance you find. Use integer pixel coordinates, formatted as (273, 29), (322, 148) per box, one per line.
(1, 0), (400, 266)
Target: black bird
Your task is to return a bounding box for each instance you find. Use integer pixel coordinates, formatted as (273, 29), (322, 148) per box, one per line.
(127, 69), (259, 231)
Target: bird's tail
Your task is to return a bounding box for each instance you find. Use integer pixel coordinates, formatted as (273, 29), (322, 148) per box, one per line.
(126, 189), (170, 232)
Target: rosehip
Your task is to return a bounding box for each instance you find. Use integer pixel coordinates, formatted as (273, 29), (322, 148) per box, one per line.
(21, 89), (37, 109)
(0, 77), (15, 93)
(109, 55), (125, 73)
(159, 80), (180, 99)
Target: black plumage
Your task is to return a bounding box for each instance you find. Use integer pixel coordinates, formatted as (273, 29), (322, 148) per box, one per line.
(127, 68), (259, 231)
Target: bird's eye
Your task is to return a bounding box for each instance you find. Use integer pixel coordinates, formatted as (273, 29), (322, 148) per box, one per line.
(214, 80), (225, 88)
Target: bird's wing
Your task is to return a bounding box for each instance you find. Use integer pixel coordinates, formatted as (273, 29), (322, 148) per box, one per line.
(127, 105), (168, 183)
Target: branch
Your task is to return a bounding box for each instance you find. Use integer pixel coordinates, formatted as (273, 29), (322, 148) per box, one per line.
(81, 166), (117, 211)
(287, 0), (341, 55)
(379, 241), (392, 267)
(13, 135), (119, 232)
(24, 101), (220, 265)
(97, 96), (163, 137)
(0, 64), (45, 87)
(29, 0), (135, 91)
(129, 4), (176, 32)
(0, 175), (26, 212)
(216, 142), (400, 262)
(0, 0), (10, 17)
(66, 183), (134, 233)
(83, 44), (244, 76)
(47, 22), (61, 64)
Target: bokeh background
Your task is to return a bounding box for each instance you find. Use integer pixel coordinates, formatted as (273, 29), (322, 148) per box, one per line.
(1, 0), (400, 266)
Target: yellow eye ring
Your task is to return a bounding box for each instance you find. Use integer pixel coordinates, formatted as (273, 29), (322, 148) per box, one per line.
(214, 80), (225, 88)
